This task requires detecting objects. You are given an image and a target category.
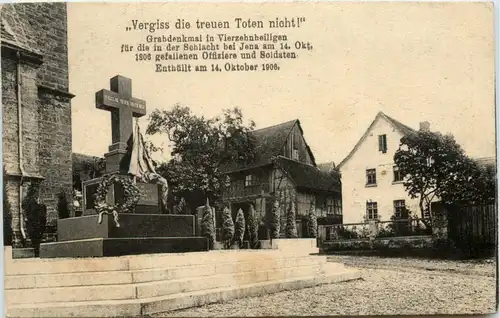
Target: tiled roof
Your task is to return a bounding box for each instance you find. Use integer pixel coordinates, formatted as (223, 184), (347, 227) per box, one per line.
(338, 111), (417, 168)
(273, 156), (341, 193)
(72, 153), (105, 175)
(474, 157), (496, 169)
(317, 162), (336, 173)
(382, 113), (416, 136)
(220, 119), (313, 173)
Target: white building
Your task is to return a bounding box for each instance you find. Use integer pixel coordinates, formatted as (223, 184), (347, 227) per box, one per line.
(336, 112), (430, 224)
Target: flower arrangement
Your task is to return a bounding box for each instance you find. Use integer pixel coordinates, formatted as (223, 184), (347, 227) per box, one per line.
(94, 174), (140, 227)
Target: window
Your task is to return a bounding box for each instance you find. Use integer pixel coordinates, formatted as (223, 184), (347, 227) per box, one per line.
(393, 165), (403, 182)
(333, 199), (342, 215)
(325, 198), (333, 215)
(378, 134), (388, 153)
(366, 169), (377, 185)
(394, 200), (406, 218)
(366, 202), (378, 220)
(245, 175), (253, 187)
(292, 148), (299, 160)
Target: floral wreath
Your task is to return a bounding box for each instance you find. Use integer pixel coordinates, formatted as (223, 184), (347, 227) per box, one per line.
(94, 174), (140, 227)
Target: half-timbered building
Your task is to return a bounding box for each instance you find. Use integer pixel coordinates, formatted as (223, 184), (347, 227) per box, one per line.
(220, 120), (342, 238)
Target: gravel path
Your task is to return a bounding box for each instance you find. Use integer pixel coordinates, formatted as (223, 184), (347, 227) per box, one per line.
(154, 258), (497, 317)
(327, 255), (497, 277)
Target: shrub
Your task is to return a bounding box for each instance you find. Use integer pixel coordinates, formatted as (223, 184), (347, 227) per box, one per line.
(268, 200), (281, 240)
(234, 208), (245, 247)
(23, 183), (47, 256)
(201, 199), (215, 249)
(307, 203), (318, 238)
(3, 170), (12, 246)
(221, 206), (234, 249)
(57, 191), (70, 219)
(247, 204), (259, 248)
(337, 226), (359, 239)
(285, 201), (298, 238)
(175, 197), (187, 214)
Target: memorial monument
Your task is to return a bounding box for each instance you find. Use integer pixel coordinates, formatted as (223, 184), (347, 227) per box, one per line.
(39, 75), (208, 258)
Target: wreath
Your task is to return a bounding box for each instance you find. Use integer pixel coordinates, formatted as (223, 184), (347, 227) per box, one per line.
(94, 174), (140, 227)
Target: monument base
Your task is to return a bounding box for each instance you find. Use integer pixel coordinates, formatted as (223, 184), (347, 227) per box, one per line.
(56, 214), (196, 241)
(40, 213), (207, 258)
(12, 248), (35, 259)
(39, 237), (208, 258)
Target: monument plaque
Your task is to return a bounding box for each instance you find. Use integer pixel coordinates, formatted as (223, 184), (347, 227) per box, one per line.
(136, 183), (159, 206)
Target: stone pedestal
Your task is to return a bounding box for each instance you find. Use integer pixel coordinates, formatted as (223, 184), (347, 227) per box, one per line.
(12, 248), (35, 259)
(39, 214), (208, 258)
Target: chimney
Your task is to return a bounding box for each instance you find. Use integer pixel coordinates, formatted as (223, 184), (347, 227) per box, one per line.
(419, 121), (430, 132)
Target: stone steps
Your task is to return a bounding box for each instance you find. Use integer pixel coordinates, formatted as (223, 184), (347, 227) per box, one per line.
(8, 264), (360, 317)
(6, 260), (333, 305)
(5, 239), (361, 317)
(5, 255), (327, 289)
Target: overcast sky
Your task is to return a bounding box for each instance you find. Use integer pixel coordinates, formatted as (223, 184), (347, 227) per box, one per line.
(68, 2), (495, 165)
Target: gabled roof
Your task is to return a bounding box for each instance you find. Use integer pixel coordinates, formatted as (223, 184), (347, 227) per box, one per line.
(337, 112), (417, 169)
(220, 119), (316, 173)
(273, 156), (340, 193)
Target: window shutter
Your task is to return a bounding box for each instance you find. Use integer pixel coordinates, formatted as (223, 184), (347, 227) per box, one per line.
(378, 135), (383, 151)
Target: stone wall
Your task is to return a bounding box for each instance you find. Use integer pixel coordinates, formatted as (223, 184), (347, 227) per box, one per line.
(320, 235), (434, 253)
(2, 3), (73, 242)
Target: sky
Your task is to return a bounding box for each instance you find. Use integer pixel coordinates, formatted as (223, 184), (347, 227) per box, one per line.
(68, 2), (496, 165)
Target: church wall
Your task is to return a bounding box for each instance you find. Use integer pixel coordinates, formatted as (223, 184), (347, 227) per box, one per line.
(2, 3), (73, 236)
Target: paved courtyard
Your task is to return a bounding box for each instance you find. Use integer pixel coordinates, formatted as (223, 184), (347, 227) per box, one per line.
(155, 256), (497, 317)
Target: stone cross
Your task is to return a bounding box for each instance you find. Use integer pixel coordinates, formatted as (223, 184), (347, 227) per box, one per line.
(95, 75), (147, 173)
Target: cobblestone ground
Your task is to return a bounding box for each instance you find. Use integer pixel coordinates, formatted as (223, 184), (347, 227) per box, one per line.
(155, 257), (497, 317)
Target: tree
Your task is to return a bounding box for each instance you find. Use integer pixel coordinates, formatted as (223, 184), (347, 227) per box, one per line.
(23, 183), (47, 256)
(394, 130), (489, 219)
(221, 206), (234, 249)
(3, 169), (12, 246)
(201, 199), (215, 250)
(234, 208), (246, 247)
(247, 204), (259, 248)
(307, 202), (318, 238)
(146, 105), (256, 207)
(57, 191), (70, 219)
(268, 199), (281, 241)
(285, 201), (298, 238)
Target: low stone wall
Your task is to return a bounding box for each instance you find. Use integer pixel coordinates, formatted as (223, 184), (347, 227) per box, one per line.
(320, 235), (433, 253)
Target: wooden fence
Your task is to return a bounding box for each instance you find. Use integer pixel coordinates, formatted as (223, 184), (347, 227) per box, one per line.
(445, 203), (497, 256)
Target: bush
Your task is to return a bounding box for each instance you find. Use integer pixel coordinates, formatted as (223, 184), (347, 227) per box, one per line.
(247, 204), (259, 248)
(307, 203), (318, 238)
(3, 170), (12, 246)
(285, 201), (298, 238)
(201, 199), (215, 249)
(57, 191), (70, 219)
(234, 208), (245, 247)
(175, 197), (188, 214)
(23, 183), (47, 256)
(221, 206), (234, 249)
(268, 200), (281, 240)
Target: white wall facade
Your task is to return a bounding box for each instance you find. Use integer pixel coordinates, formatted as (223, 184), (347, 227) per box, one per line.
(340, 116), (420, 224)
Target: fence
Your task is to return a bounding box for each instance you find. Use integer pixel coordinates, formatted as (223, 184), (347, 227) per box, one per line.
(445, 203), (496, 255)
(319, 218), (432, 242)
